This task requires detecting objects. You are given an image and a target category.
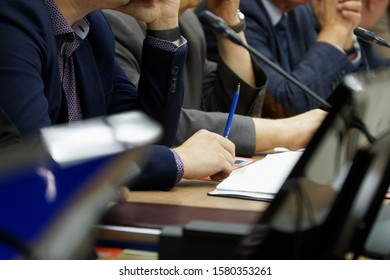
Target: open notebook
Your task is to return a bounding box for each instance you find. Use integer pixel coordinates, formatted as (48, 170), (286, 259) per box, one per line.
(208, 150), (303, 201)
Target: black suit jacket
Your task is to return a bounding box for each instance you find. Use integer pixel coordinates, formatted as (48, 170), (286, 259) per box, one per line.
(0, 0), (188, 190)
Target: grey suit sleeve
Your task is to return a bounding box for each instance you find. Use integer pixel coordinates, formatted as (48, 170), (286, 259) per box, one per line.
(103, 10), (144, 86)
(201, 56), (267, 117)
(176, 109), (256, 157)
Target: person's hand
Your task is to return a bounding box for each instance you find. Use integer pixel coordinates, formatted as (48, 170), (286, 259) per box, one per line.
(337, 0), (362, 52)
(116, 186), (131, 202)
(173, 129), (235, 181)
(312, 0), (362, 49)
(114, 0), (180, 30)
(204, 0), (257, 88)
(283, 109), (327, 150)
(337, 0), (362, 30)
(311, 0), (361, 31)
(205, 0), (240, 26)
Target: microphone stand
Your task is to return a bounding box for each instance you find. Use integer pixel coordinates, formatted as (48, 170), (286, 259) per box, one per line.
(354, 27), (390, 49)
(198, 10), (332, 112)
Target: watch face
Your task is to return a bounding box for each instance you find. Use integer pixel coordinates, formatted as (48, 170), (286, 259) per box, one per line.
(238, 10), (245, 21)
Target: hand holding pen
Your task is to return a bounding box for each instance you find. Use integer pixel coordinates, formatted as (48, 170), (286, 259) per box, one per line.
(223, 83), (240, 138)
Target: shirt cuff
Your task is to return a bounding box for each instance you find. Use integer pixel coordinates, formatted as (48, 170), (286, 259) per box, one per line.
(171, 149), (185, 183)
(329, 36), (362, 67)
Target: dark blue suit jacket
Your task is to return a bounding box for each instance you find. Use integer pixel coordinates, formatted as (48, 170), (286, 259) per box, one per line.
(0, 0), (187, 189)
(359, 40), (390, 69)
(198, 1), (366, 117)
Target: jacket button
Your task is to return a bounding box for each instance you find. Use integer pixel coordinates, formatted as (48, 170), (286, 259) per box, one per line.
(170, 85), (176, 93)
(171, 66), (179, 74)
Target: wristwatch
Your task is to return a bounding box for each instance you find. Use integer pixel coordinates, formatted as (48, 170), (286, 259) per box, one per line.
(229, 9), (246, 33)
(344, 39), (360, 57)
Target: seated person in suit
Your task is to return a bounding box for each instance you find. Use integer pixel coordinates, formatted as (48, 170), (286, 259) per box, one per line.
(0, 0), (238, 190)
(103, 0), (327, 158)
(359, 0), (390, 68)
(197, 0), (365, 118)
(370, 4), (390, 58)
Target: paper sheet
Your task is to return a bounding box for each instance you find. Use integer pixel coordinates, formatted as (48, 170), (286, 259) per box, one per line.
(209, 151), (303, 200)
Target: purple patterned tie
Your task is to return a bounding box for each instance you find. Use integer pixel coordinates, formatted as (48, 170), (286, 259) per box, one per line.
(45, 0), (84, 123)
(58, 38), (83, 123)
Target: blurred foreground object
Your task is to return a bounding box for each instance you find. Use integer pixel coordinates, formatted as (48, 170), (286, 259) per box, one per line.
(0, 111), (161, 259)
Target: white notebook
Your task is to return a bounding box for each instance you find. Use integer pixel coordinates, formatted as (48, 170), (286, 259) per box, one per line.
(208, 150), (303, 201)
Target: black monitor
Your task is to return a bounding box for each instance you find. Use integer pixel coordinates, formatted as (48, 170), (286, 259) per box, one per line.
(239, 68), (390, 259)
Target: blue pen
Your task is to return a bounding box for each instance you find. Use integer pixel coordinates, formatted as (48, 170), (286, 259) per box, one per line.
(223, 83), (240, 138)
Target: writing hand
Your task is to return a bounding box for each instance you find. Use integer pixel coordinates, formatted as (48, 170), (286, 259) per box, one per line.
(173, 129), (235, 181)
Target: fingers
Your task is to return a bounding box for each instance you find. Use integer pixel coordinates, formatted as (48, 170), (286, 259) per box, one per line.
(337, 0), (362, 24)
(210, 170), (231, 181)
(337, 0), (362, 12)
(211, 134), (235, 179)
(218, 136), (236, 162)
(197, 129), (236, 159)
(204, 130), (235, 173)
(116, 186), (131, 202)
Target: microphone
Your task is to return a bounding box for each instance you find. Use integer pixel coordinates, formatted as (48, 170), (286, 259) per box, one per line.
(198, 10), (332, 111)
(198, 10), (377, 143)
(354, 27), (390, 49)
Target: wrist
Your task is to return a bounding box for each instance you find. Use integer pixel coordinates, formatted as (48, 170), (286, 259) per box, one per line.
(344, 45), (357, 56)
(146, 26), (181, 42)
(344, 37), (360, 59)
(146, 17), (179, 31)
(228, 10), (246, 33)
(317, 26), (351, 48)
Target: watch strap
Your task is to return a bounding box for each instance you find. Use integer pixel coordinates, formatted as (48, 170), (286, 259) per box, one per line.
(229, 10), (246, 33)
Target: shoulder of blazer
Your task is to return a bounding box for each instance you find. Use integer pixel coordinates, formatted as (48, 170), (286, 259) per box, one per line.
(0, 1), (56, 47)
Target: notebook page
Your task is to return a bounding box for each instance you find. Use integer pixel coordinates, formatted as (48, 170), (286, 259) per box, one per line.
(216, 151), (303, 194)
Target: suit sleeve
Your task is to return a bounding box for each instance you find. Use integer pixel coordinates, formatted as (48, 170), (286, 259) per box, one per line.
(202, 58), (267, 117)
(176, 108), (256, 157)
(0, 4), (54, 139)
(128, 145), (178, 190)
(240, 4), (365, 115)
(107, 26), (188, 147)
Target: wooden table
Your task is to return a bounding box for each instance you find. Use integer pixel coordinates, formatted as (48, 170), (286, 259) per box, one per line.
(125, 178), (268, 211)
(96, 176), (269, 260)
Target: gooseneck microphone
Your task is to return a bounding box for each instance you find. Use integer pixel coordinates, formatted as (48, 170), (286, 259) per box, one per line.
(198, 10), (377, 143)
(354, 27), (390, 49)
(198, 10), (332, 112)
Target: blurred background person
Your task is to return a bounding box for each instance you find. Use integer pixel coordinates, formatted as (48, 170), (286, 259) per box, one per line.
(0, 0), (239, 190)
(359, 0), (390, 67)
(370, 4), (390, 58)
(197, 0), (365, 118)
